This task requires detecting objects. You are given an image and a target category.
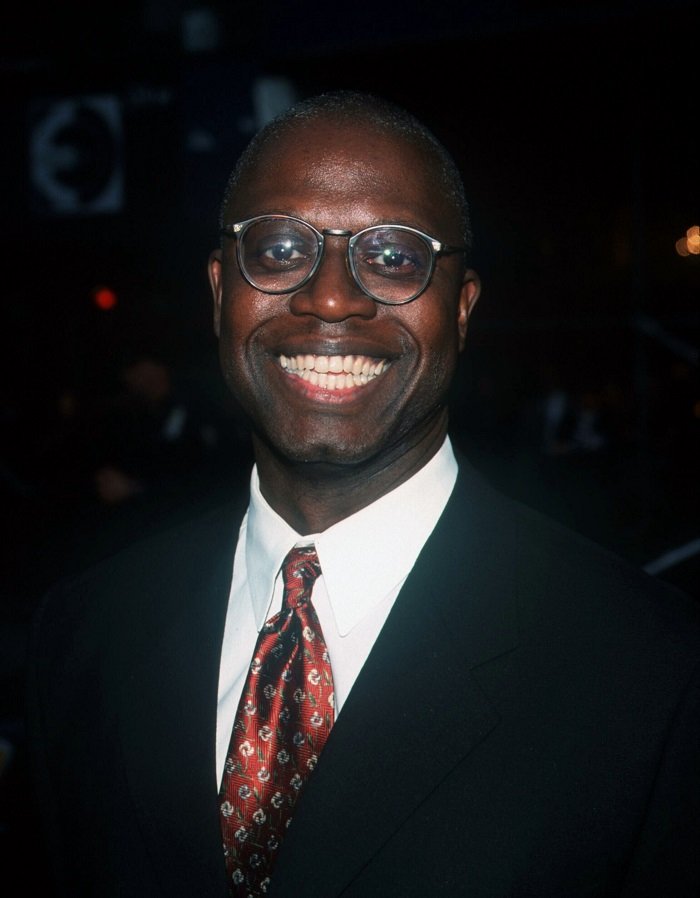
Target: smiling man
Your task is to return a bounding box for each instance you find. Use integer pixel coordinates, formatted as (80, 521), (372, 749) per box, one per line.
(29, 92), (700, 897)
(208, 100), (479, 533)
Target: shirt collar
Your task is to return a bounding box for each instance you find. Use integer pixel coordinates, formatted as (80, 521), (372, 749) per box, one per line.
(245, 437), (458, 635)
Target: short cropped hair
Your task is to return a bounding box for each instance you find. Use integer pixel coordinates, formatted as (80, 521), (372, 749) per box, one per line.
(220, 90), (472, 251)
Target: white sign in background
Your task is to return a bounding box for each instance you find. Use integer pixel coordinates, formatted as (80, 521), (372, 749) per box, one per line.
(29, 95), (124, 216)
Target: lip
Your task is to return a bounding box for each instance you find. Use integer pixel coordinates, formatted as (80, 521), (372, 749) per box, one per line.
(277, 368), (384, 404)
(274, 335), (400, 359)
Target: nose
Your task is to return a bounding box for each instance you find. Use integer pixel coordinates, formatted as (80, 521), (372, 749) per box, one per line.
(288, 238), (377, 322)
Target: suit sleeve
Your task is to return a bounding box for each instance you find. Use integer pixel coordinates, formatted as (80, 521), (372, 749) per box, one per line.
(25, 590), (69, 893)
(620, 660), (700, 896)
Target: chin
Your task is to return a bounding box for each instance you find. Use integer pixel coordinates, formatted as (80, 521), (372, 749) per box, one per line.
(262, 432), (385, 470)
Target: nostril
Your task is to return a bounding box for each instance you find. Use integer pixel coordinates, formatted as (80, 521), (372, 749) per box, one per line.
(289, 288), (376, 323)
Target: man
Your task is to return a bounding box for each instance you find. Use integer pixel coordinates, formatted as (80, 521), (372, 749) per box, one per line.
(28, 92), (700, 896)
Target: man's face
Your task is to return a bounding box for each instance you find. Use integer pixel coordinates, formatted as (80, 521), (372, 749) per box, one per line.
(209, 117), (479, 474)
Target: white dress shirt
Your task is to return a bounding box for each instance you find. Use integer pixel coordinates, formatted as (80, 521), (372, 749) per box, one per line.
(215, 437), (458, 783)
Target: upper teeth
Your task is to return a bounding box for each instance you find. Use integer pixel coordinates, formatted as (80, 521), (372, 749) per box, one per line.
(279, 354), (387, 388)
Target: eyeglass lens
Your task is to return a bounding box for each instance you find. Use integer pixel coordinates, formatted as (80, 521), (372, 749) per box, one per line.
(238, 218), (432, 303)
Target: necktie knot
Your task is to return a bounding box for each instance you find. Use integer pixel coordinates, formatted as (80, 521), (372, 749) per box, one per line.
(281, 546), (321, 610)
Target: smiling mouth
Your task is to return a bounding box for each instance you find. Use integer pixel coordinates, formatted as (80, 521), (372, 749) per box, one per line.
(279, 354), (389, 390)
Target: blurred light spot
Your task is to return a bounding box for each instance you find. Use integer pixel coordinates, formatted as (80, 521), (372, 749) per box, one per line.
(676, 225), (700, 257)
(676, 237), (690, 257)
(185, 128), (217, 153)
(687, 225), (700, 255)
(93, 286), (117, 310)
(693, 401), (700, 419)
(181, 8), (221, 53)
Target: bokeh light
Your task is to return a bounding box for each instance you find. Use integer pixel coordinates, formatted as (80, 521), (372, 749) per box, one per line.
(675, 225), (700, 257)
(92, 286), (118, 310)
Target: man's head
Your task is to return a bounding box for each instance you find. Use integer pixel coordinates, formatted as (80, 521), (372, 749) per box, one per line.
(219, 92), (473, 252)
(209, 91), (480, 486)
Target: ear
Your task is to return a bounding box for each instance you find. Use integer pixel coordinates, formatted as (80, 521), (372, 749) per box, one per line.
(208, 250), (223, 338)
(457, 269), (481, 351)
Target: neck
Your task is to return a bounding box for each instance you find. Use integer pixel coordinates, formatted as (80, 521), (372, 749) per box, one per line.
(253, 422), (448, 535)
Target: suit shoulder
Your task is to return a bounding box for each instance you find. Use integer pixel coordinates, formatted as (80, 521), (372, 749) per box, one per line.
(516, 496), (695, 617)
(453, 460), (700, 658)
(503, 501), (700, 692)
(32, 499), (244, 659)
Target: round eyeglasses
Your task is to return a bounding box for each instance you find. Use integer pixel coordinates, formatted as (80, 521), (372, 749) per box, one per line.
(220, 215), (467, 305)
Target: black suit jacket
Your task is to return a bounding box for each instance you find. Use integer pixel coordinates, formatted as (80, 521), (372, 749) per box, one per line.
(27, 460), (700, 896)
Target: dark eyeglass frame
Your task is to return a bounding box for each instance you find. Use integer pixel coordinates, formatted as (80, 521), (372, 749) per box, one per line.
(220, 214), (467, 305)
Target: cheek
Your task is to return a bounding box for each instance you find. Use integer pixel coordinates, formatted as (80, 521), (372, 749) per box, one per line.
(219, 286), (271, 354)
(407, 302), (462, 366)
(218, 298), (258, 388)
(410, 311), (463, 403)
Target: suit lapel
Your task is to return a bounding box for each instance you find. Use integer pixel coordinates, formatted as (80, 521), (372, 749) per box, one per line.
(117, 504), (243, 897)
(270, 462), (520, 897)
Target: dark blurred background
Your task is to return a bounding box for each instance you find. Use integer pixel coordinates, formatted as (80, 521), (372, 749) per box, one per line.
(1, 0), (698, 885)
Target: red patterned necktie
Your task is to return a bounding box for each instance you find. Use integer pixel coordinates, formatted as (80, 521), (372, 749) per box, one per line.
(219, 545), (335, 896)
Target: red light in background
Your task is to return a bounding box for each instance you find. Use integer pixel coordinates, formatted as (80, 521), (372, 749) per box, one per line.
(92, 286), (118, 310)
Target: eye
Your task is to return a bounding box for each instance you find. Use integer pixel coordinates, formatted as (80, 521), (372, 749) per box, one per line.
(259, 238), (305, 265)
(369, 246), (418, 272)
(354, 229), (429, 280)
(244, 228), (318, 272)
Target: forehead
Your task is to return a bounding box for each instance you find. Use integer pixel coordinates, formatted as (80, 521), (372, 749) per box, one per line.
(227, 118), (459, 237)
